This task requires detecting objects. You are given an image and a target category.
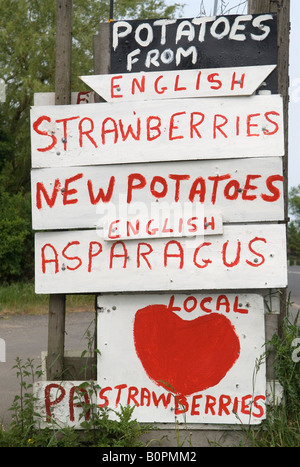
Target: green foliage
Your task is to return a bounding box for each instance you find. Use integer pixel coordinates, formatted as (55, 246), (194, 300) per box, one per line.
(0, 184), (33, 282)
(289, 185), (300, 225)
(288, 185), (300, 260)
(0, 357), (151, 447)
(245, 306), (300, 447)
(0, 0), (183, 283)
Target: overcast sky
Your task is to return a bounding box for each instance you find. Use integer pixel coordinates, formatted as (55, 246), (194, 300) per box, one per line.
(166, 0), (300, 191)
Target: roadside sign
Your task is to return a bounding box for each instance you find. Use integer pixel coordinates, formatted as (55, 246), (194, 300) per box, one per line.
(110, 14), (278, 92)
(80, 65), (276, 102)
(34, 224), (287, 294)
(31, 157), (284, 230)
(96, 292), (266, 425)
(34, 91), (95, 106)
(30, 94), (284, 168)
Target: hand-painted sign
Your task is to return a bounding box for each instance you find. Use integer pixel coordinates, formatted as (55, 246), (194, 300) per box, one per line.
(31, 157), (284, 230)
(110, 14), (278, 92)
(34, 91), (95, 106)
(96, 293), (266, 424)
(80, 65), (276, 102)
(34, 224), (287, 294)
(30, 94), (284, 168)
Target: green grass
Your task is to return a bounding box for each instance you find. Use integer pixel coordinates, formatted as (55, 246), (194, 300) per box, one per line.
(0, 281), (95, 315)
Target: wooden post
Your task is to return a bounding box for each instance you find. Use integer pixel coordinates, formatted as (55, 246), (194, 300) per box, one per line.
(248, 0), (290, 339)
(248, 0), (290, 218)
(47, 0), (73, 380)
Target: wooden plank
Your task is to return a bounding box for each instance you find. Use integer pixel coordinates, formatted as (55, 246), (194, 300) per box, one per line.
(30, 94), (284, 168)
(80, 65), (277, 102)
(34, 92), (95, 106)
(47, 0), (73, 382)
(109, 15), (278, 94)
(34, 224), (287, 294)
(31, 157), (284, 230)
(96, 292), (266, 425)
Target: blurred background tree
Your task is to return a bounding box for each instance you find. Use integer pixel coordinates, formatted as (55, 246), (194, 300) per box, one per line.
(288, 185), (300, 263)
(0, 0), (182, 282)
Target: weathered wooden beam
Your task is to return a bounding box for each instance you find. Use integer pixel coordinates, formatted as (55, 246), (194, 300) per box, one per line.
(47, 0), (73, 380)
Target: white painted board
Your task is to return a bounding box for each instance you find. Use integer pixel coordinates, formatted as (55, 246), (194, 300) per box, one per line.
(34, 91), (95, 106)
(31, 157), (284, 231)
(30, 95), (284, 168)
(96, 293), (266, 425)
(80, 65), (276, 102)
(34, 224), (287, 294)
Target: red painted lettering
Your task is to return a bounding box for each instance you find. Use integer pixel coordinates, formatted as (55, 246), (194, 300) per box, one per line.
(193, 243), (212, 268)
(98, 387), (112, 408)
(127, 173), (146, 203)
(264, 111), (280, 135)
(231, 72), (245, 90)
(246, 237), (266, 267)
(56, 116), (80, 150)
(69, 386), (90, 421)
(154, 75), (167, 94)
(223, 179), (240, 200)
(87, 176), (115, 204)
(137, 242), (153, 269)
(247, 113), (260, 137)
(147, 116), (161, 141)
(41, 244), (59, 274)
(88, 241), (102, 272)
(111, 75), (123, 98)
(164, 240), (184, 269)
(208, 174), (231, 204)
(101, 117), (118, 144)
(110, 241), (128, 269)
(132, 75), (145, 95)
(33, 115), (57, 152)
(222, 240), (241, 267)
(189, 177), (206, 202)
(208, 73), (222, 90)
(169, 111), (186, 140)
(63, 173), (83, 205)
(62, 241), (82, 270)
(213, 114), (228, 138)
(79, 118), (98, 148)
(242, 175), (261, 200)
(174, 74), (187, 92)
(150, 176), (168, 198)
(261, 175), (283, 202)
(119, 118), (141, 141)
(36, 179), (61, 209)
(190, 112), (205, 138)
(169, 174), (190, 201)
(45, 384), (65, 422)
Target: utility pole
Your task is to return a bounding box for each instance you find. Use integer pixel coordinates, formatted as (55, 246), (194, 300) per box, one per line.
(47, 0), (73, 380)
(213, 0), (219, 15)
(248, 0), (290, 218)
(248, 0), (290, 339)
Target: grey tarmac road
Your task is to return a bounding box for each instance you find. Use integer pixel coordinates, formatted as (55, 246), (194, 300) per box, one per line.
(0, 267), (299, 429)
(0, 310), (95, 428)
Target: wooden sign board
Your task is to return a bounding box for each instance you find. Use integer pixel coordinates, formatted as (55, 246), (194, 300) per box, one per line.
(110, 14), (278, 92)
(34, 91), (95, 106)
(30, 94), (284, 168)
(34, 224), (287, 294)
(80, 65), (276, 102)
(31, 157), (284, 231)
(96, 292), (266, 425)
